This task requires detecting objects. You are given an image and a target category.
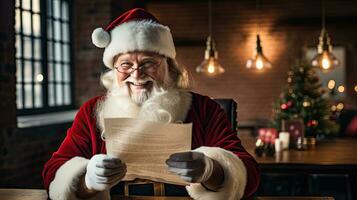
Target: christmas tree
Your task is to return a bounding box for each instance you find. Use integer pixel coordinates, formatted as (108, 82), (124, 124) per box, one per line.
(271, 60), (338, 138)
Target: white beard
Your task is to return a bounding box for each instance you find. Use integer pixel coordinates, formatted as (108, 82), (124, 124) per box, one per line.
(123, 76), (158, 105)
(95, 78), (192, 140)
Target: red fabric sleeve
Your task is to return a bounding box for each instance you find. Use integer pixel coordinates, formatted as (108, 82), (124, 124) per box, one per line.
(42, 96), (104, 191)
(190, 93), (260, 198)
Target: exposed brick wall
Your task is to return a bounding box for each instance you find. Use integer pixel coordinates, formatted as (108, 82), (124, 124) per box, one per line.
(147, 0), (357, 123)
(0, 124), (70, 188)
(74, 0), (112, 105)
(0, 0), (16, 128)
(74, 0), (146, 105)
(0, 0), (17, 187)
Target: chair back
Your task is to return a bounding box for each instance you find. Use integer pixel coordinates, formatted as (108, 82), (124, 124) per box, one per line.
(213, 98), (238, 131)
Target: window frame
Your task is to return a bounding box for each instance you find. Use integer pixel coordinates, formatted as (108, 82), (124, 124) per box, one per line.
(15, 0), (75, 116)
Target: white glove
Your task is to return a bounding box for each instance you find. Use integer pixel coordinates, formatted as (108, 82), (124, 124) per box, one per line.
(166, 152), (214, 183)
(85, 154), (127, 191)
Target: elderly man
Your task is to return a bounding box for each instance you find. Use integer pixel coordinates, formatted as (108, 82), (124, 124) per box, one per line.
(42, 8), (260, 200)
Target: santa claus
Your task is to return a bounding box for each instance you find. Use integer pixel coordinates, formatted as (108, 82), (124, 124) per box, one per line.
(42, 8), (260, 200)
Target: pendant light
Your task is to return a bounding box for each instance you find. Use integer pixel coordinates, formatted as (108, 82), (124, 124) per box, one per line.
(196, 0), (225, 77)
(246, 0), (272, 71)
(311, 0), (339, 71)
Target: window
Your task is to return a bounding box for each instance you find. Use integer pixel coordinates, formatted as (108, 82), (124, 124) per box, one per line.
(15, 0), (73, 115)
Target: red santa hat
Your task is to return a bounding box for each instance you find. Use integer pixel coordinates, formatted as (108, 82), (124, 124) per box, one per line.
(91, 8), (176, 69)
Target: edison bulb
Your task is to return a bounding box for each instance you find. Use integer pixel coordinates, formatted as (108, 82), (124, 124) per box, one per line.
(208, 60), (215, 74)
(256, 57), (264, 70)
(321, 54), (331, 70)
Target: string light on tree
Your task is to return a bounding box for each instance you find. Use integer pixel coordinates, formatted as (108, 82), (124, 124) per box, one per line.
(338, 85), (345, 93)
(331, 105), (337, 112)
(327, 79), (335, 90)
(336, 102), (344, 111)
(303, 101), (311, 107)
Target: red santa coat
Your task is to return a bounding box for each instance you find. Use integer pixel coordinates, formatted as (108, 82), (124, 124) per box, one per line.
(43, 92), (260, 200)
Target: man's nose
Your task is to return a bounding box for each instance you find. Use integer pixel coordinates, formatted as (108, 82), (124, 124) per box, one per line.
(130, 67), (144, 79)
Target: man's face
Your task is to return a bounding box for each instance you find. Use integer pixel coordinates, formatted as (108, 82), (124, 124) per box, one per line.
(114, 52), (167, 103)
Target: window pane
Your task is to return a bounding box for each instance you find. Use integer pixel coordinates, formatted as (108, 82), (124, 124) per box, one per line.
(47, 41), (53, 61)
(34, 38), (41, 59)
(56, 84), (63, 105)
(55, 63), (62, 82)
(53, 0), (60, 18)
(62, 23), (69, 42)
(23, 36), (32, 59)
(63, 44), (70, 62)
(54, 20), (61, 41)
(33, 14), (41, 37)
(16, 84), (23, 109)
(63, 64), (70, 82)
(22, 11), (31, 35)
(34, 84), (43, 108)
(15, 9), (21, 33)
(34, 62), (43, 83)
(16, 0), (20, 7)
(24, 83), (33, 108)
(16, 59), (22, 82)
(47, 19), (52, 39)
(32, 0), (40, 13)
(22, 0), (31, 10)
(62, 1), (69, 21)
(24, 61), (32, 83)
(47, 0), (52, 16)
(54, 42), (61, 61)
(64, 84), (71, 105)
(49, 83), (55, 106)
(15, 35), (22, 58)
(48, 63), (54, 81)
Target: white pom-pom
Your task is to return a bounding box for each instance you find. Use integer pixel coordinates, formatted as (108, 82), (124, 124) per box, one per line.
(92, 28), (110, 48)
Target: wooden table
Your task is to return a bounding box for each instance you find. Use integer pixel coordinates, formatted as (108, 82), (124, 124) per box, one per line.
(240, 134), (357, 199)
(240, 134), (357, 173)
(0, 189), (334, 200)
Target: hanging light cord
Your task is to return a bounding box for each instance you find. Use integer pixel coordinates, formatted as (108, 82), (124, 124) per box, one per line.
(208, 0), (212, 36)
(322, 0), (326, 30)
(256, 0), (260, 34)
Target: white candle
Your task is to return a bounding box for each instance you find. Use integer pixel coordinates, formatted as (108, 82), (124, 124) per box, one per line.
(279, 131), (290, 150)
(275, 138), (282, 153)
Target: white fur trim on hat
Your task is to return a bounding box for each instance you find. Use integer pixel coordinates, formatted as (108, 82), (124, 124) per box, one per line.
(92, 28), (111, 48)
(49, 157), (110, 200)
(186, 147), (247, 200)
(102, 20), (176, 68)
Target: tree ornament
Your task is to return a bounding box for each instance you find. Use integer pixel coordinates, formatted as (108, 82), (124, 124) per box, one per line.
(281, 103), (288, 110)
(307, 120), (318, 127)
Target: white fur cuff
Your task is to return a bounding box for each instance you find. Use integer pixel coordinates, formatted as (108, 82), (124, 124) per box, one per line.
(49, 157), (110, 200)
(186, 147), (247, 200)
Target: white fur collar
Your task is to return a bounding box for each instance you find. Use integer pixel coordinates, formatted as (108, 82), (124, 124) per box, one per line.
(96, 89), (192, 138)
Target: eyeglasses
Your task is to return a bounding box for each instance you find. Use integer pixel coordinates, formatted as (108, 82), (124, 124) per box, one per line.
(114, 58), (163, 74)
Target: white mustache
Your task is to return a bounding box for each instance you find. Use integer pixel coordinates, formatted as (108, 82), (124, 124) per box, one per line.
(123, 76), (154, 85)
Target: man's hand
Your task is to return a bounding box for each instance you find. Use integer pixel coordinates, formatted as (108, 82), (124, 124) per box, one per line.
(166, 151), (224, 191)
(166, 152), (214, 183)
(85, 154), (127, 191)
